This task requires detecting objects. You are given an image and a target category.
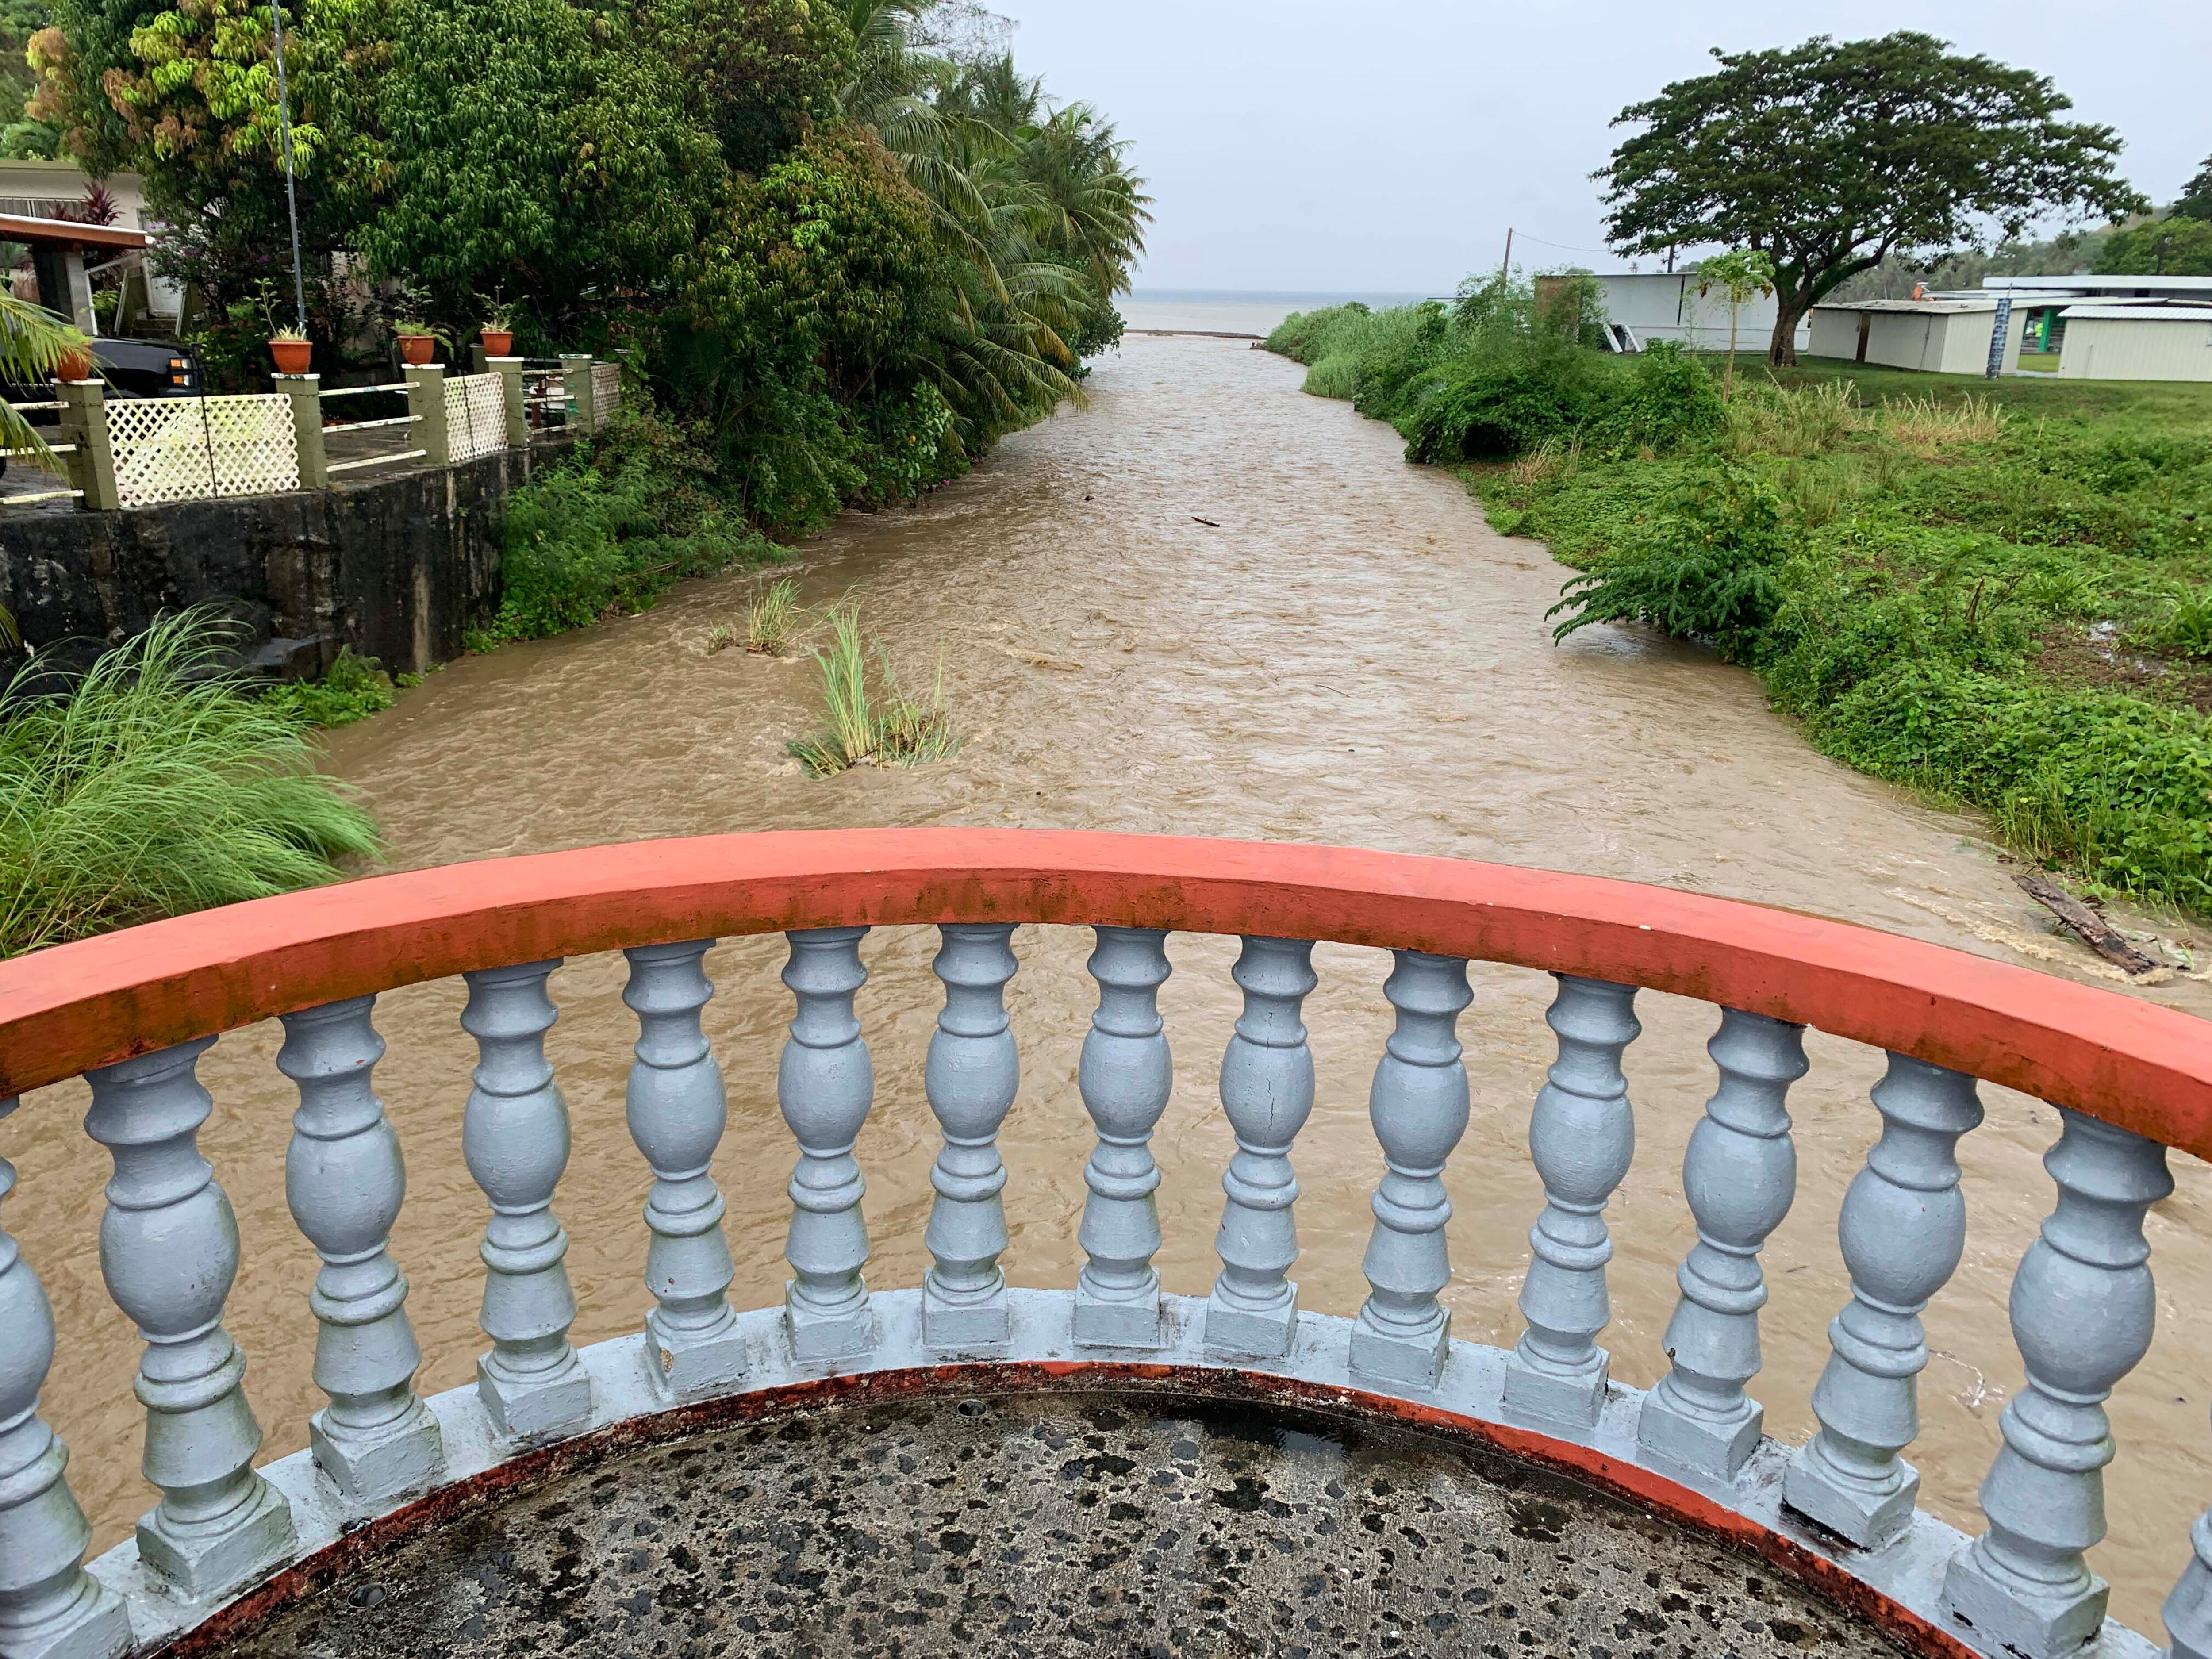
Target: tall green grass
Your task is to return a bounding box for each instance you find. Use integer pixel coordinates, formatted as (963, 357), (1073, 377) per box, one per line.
(787, 605), (960, 775)
(0, 612), (382, 956)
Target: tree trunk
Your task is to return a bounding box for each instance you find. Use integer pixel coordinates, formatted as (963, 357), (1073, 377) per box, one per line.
(1768, 296), (1805, 366)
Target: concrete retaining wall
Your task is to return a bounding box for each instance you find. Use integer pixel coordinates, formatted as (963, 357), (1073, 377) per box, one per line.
(0, 437), (571, 676)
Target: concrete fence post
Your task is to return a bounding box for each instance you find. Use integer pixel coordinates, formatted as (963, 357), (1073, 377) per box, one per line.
(54, 378), (118, 511)
(488, 357), (527, 448)
(561, 353), (593, 434)
(276, 373), (328, 489)
(403, 363), (448, 469)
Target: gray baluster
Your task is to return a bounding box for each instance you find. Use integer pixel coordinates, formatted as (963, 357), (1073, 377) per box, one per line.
(1785, 1055), (1982, 1549)
(922, 925), (1020, 1350)
(1636, 1007), (1805, 1482)
(1074, 928), (1174, 1349)
(1504, 975), (1640, 1429)
(779, 927), (877, 1361)
(1205, 937), (1317, 1358)
(2164, 1511), (2212, 1659)
(1943, 1109), (2170, 1659)
(1350, 950), (1475, 1391)
(82, 1040), (297, 1600)
(623, 941), (746, 1399)
(0, 1098), (132, 1659)
(462, 961), (591, 1441)
(278, 997), (444, 1506)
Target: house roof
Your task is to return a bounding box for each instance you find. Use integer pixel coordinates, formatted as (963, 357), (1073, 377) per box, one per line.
(0, 212), (149, 250)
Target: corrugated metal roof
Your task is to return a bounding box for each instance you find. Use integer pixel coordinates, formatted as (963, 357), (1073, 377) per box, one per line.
(1809, 298), (1999, 314)
(2059, 304), (2212, 322)
(1985, 274), (2212, 294)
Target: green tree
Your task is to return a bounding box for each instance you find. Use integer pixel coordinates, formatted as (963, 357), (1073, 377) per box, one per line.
(2176, 154), (2212, 222)
(0, 0), (60, 156)
(2094, 217), (2212, 277)
(361, 0), (718, 335)
(1694, 248), (1774, 398)
(23, 0), (155, 169)
(58, 0), (388, 380)
(1598, 33), (2145, 364)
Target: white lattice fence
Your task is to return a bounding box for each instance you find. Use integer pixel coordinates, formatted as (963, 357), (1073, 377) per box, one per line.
(443, 372), (507, 463)
(108, 395), (300, 508)
(591, 362), (620, 430)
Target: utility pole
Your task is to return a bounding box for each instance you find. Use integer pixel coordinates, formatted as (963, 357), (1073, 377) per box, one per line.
(270, 0), (308, 335)
(1498, 227), (1513, 289)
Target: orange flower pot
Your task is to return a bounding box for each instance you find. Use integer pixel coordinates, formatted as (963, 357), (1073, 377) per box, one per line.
(398, 333), (436, 365)
(270, 338), (312, 375)
(54, 347), (92, 383)
(481, 329), (514, 357)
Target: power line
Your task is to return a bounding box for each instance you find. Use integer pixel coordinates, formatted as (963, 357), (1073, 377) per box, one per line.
(1509, 231), (1622, 258)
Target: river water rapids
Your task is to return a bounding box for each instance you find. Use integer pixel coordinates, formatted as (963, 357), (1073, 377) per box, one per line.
(13, 334), (2212, 1633)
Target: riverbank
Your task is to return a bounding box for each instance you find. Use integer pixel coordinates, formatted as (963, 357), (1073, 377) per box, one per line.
(1267, 301), (2212, 922)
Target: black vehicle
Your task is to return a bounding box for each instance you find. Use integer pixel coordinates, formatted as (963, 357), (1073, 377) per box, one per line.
(0, 335), (202, 476)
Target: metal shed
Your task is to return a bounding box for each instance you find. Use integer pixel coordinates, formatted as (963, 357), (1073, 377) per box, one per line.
(2056, 304), (2212, 381)
(1805, 297), (2019, 374)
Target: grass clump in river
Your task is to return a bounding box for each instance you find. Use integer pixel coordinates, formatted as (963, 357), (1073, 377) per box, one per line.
(744, 577), (804, 655)
(1271, 290), (2212, 915)
(788, 605), (960, 776)
(0, 611), (380, 956)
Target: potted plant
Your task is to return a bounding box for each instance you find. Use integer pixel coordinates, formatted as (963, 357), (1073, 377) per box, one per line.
(394, 319), (442, 366)
(269, 328), (312, 375)
(53, 343), (93, 382)
(480, 312), (515, 358)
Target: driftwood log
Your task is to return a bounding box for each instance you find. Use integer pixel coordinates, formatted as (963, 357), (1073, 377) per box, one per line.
(2012, 870), (2163, 976)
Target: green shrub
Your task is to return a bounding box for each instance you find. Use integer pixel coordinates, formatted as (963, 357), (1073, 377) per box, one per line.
(260, 647), (395, 727)
(1549, 466), (1796, 659)
(0, 612), (381, 955)
(487, 409), (781, 643)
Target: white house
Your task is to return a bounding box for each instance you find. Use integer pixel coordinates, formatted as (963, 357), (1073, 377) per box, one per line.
(1805, 296), (2021, 375)
(0, 157), (180, 333)
(1585, 271), (1810, 353)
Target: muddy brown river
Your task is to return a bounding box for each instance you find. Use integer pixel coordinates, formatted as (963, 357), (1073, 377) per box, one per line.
(12, 334), (2212, 1634)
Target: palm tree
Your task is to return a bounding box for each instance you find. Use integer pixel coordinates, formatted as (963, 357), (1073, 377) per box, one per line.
(833, 0), (1149, 446)
(0, 289), (90, 648)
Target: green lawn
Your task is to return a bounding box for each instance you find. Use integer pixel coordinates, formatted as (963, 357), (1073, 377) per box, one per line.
(1774, 353), (2212, 421)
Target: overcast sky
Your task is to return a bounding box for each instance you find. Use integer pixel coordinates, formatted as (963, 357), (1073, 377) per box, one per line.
(996, 0), (2210, 294)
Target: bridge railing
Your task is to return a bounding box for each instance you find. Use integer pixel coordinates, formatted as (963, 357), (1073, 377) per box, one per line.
(1, 829), (2208, 1659)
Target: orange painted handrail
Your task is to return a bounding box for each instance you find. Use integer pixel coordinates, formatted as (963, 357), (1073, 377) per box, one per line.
(4, 829), (2209, 1158)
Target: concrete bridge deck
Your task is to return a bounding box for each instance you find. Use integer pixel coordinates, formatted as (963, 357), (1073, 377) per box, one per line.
(216, 1385), (1899, 1659)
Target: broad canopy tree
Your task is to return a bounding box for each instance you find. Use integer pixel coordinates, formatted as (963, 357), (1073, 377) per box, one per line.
(1598, 33), (2147, 363)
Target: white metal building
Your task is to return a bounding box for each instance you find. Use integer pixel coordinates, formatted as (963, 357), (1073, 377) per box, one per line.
(2054, 304), (2212, 381)
(1585, 271), (1810, 352)
(1805, 297), (2021, 375)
